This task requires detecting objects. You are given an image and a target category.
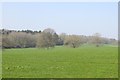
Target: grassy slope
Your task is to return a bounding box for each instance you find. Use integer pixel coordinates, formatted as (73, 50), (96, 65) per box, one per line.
(2, 46), (118, 78)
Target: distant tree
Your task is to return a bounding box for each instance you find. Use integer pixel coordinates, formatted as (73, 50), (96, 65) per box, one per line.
(91, 33), (102, 47)
(64, 35), (81, 48)
(56, 38), (64, 45)
(1, 29), (117, 49)
(59, 33), (67, 41)
(100, 37), (110, 44)
(109, 38), (118, 45)
(52, 33), (60, 45)
(2, 35), (12, 48)
(8, 32), (27, 48)
(43, 28), (55, 35)
(5, 32), (36, 48)
(23, 33), (37, 48)
(78, 35), (88, 44)
(36, 28), (56, 49)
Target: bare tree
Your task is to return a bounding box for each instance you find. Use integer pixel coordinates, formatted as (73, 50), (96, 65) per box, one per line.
(8, 32), (26, 48)
(3, 32), (36, 48)
(2, 35), (13, 48)
(43, 28), (55, 35)
(91, 33), (102, 47)
(36, 28), (56, 49)
(64, 35), (81, 48)
(59, 33), (67, 41)
(2, 29), (117, 49)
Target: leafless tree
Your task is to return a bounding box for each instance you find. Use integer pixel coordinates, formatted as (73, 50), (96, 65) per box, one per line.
(43, 28), (55, 35)
(2, 32), (36, 48)
(91, 33), (102, 47)
(64, 35), (82, 48)
(37, 28), (56, 49)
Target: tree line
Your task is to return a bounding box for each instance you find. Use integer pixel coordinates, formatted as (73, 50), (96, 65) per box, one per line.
(0, 28), (117, 49)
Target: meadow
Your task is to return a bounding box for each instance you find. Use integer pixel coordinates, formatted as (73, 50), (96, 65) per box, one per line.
(2, 45), (118, 78)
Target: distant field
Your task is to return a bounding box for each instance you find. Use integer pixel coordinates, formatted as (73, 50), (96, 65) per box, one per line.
(2, 46), (118, 78)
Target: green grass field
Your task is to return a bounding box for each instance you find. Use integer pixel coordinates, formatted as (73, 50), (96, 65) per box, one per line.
(0, 50), (1, 79)
(2, 46), (118, 78)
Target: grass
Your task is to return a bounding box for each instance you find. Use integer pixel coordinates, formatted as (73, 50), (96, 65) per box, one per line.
(0, 50), (2, 79)
(2, 46), (118, 78)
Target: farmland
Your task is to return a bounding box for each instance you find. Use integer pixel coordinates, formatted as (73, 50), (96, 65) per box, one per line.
(2, 46), (118, 78)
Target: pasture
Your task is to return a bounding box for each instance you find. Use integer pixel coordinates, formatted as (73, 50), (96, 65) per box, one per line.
(2, 46), (118, 78)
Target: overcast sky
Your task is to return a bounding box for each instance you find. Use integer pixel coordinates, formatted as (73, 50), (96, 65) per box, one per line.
(2, 2), (118, 39)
